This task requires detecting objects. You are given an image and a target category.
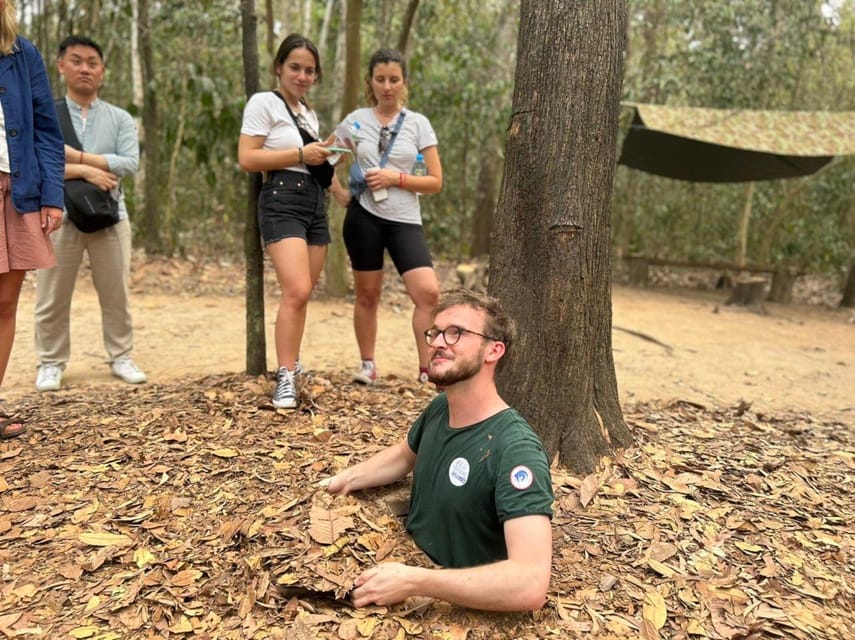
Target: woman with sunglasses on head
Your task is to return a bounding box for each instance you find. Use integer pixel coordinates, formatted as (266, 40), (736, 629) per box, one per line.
(239, 33), (337, 409)
(332, 48), (442, 386)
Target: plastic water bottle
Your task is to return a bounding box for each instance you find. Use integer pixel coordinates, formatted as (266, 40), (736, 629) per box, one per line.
(350, 121), (361, 146)
(412, 153), (427, 176)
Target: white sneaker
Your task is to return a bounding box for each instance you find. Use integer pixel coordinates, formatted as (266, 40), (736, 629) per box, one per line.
(353, 360), (377, 385)
(111, 357), (147, 384)
(272, 367), (298, 409)
(35, 364), (63, 391)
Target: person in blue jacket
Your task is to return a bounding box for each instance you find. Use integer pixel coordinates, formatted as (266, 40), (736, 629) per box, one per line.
(0, 0), (65, 439)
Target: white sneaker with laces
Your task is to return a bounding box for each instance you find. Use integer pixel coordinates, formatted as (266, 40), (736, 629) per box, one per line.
(35, 364), (63, 391)
(111, 357), (147, 384)
(353, 360), (377, 385)
(273, 367), (298, 409)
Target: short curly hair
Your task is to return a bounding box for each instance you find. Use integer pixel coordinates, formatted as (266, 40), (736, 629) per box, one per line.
(433, 289), (516, 357)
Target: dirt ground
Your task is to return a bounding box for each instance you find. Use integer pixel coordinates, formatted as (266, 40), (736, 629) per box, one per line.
(2, 258), (853, 640)
(3, 258), (854, 422)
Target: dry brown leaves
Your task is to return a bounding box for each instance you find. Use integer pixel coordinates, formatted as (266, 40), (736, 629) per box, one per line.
(1, 373), (852, 639)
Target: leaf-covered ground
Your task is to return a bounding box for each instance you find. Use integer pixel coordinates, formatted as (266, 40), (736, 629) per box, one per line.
(1, 370), (852, 639)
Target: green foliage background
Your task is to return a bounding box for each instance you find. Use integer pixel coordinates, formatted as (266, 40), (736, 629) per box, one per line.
(20, 0), (855, 279)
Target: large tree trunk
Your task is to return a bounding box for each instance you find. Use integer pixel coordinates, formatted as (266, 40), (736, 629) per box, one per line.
(241, 0), (267, 375)
(324, 0), (363, 297)
(490, 0), (632, 474)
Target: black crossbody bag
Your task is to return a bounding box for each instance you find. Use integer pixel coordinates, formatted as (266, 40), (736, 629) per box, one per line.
(54, 98), (120, 233)
(271, 91), (334, 189)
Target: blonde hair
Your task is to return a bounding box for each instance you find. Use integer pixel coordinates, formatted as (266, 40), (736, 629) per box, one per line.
(0, 0), (18, 56)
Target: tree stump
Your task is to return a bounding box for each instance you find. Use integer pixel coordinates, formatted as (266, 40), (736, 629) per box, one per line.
(456, 262), (488, 291)
(626, 256), (649, 287)
(841, 262), (855, 308)
(768, 268), (797, 304)
(726, 276), (767, 307)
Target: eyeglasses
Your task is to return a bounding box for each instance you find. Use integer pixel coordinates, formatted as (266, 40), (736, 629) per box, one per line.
(378, 126), (393, 154)
(424, 325), (500, 346)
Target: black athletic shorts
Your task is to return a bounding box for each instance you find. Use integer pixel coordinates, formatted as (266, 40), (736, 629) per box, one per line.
(258, 170), (330, 246)
(343, 200), (433, 274)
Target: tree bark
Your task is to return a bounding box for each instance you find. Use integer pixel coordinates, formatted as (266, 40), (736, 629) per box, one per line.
(841, 262), (855, 308)
(736, 181), (754, 269)
(469, 135), (499, 257)
(130, 0), (144, 230)
(241, 0), (267, 375)
(491, 0), (632, 474)
(324, 0), (362, 298)
(841, 175), (855, 308)
(397, 0), (420, 54)
(138, 0), (162, 254)
(264, 0), (274, 55)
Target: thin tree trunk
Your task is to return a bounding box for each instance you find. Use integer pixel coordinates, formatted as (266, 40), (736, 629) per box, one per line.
(265, 0), (274, 55)
(164, 69), (188, 252)
(469, 136), (499, 257)
(138, 0), (162, 254)
(324, 0), (362, 297)
(736, 181), (754, 268)
(491, 0), (631, 474)
(241, 0), (267, 375)
(319, 0), (335, 57)
(469, 0), (516, 257)
(130, 0), (144, 225)
(842, 263), (855, 308)
(842, 187), (855, 307)
(397, 0), (419, 53)
(758, 159), (842, 264)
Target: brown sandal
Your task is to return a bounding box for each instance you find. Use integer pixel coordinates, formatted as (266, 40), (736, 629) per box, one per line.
(0, 413), (26, 440)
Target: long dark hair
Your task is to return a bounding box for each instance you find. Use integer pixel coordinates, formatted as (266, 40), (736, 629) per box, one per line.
(273, 33), (322, 83)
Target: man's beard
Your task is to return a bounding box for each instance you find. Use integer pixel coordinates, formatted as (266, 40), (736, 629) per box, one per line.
(427, 347), (484, 387)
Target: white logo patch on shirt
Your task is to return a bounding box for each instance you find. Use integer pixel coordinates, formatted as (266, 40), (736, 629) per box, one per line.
(509, 465), (534, 490)
(448, 457), (470, 487)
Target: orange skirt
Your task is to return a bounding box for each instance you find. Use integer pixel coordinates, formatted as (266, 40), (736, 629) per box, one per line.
(0, 172), (55, 273)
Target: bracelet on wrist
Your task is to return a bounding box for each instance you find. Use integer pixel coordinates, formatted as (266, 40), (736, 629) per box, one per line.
(398, 172), (404, 188)
(298, 147), (304, 165)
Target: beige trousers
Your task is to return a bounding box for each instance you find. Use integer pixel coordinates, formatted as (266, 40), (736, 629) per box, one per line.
(34, 218), (133, 366)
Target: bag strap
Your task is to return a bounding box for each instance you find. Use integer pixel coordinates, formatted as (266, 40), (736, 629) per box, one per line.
(271, 90), (317, 142)
(378, 111), (406, 169)
(54, 98), (83, 150)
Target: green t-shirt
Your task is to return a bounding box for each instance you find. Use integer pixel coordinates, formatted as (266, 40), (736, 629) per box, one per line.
(405, 395), (554, 568)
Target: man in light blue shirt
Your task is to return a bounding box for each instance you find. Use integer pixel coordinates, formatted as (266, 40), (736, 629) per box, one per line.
(34, 35), (146, 391)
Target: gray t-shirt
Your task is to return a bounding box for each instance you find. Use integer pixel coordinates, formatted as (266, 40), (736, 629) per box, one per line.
(335, 107), (438, 225)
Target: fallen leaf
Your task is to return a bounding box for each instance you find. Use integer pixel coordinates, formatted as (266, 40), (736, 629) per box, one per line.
(309, 505), (355, 545)
(643, 590), (667, 630)
(78, 531), (133, 547)
(211, 447), (240, 458)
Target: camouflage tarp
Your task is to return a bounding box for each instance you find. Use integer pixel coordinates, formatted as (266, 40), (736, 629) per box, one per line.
(618, 103), (855, 182)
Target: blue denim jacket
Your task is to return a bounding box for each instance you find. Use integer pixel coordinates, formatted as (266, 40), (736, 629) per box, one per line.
(0, 37), (65, 213)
